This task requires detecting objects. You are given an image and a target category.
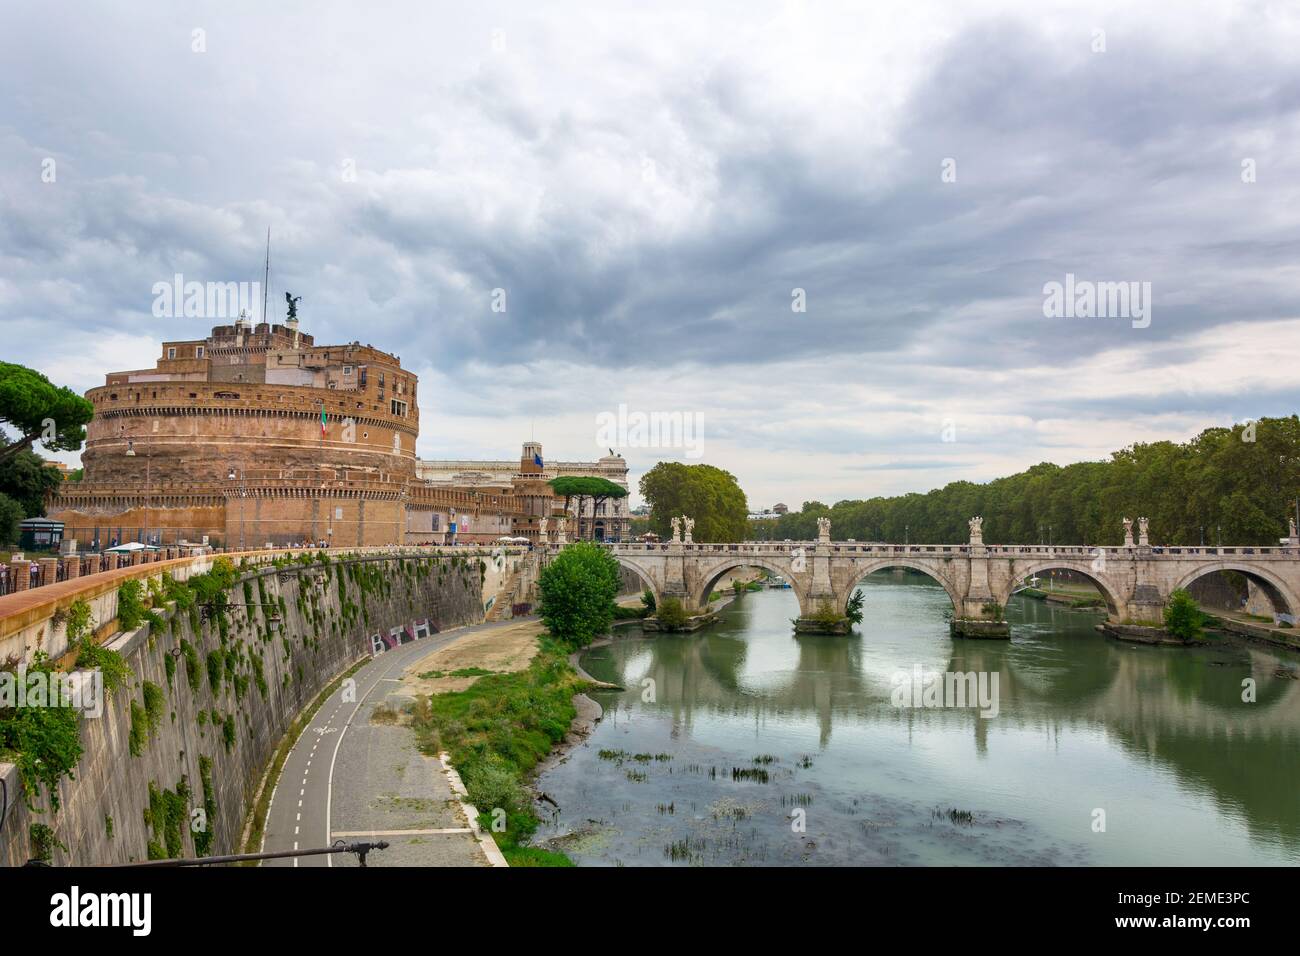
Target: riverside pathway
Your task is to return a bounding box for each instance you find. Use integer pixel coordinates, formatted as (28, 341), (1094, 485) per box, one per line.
(260, 619), (529, 867)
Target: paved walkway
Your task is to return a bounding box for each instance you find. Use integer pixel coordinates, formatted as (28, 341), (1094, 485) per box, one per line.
(260, 619), (528, 867)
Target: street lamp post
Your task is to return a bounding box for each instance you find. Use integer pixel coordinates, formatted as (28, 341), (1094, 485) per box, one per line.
(125, 438), (154, 545)
(227, 465), (247, 551)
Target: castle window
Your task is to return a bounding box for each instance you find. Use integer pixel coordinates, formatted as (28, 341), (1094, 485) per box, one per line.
(110, 393), (118, 400)
(391, 399), (407, 417)
(167, 347), (176, 359)
(196, 346), (204, 358)
(343, 366), (353, 375)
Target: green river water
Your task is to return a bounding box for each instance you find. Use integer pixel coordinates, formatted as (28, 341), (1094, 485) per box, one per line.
(532, 572), (1300, 866)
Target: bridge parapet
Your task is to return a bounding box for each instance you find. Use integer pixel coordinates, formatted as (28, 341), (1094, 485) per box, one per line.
(602, 540), (1300, 560)
(588, 537), (1300, 636)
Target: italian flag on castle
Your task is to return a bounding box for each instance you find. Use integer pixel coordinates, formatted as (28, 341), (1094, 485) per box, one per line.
(320, 402), (327, 436)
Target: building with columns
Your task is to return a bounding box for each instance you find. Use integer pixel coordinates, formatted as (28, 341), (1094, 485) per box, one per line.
(418, 442), (631, 542)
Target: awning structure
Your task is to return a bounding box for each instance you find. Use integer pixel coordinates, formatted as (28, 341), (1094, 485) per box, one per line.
(103, 542), (159, 553)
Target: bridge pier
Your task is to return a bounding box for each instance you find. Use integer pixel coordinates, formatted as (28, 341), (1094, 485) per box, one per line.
(950, 541), (1010, 638)
(951, 618), (1011, 639)
(791, 538), (844, 632)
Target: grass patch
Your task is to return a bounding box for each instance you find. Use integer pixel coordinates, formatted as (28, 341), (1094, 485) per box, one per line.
(417, 666), (498, 680)
(409, 634), (587, 867)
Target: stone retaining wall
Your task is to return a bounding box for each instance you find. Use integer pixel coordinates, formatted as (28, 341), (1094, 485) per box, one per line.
(0, 550), (500, 866)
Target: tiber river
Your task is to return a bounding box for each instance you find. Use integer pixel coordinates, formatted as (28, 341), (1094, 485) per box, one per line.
(533, 571), (1300, 866)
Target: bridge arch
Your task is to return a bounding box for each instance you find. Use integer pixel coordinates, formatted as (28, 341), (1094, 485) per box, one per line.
(611, 555), (660, 600)
(838, 559), (962, 614)
(690, 556), (806, 611)
(999, 561), (1125, 619)
(1171, 563), (1299, 618)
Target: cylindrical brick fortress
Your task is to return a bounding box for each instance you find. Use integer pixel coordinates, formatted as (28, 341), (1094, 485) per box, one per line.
(48, 319), (491, 549)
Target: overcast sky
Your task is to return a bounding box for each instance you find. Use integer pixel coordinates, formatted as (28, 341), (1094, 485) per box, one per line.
(3, 0), (1298, 508)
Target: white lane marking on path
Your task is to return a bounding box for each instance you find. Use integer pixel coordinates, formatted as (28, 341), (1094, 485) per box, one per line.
(323, 628), (466, 867)
(325, 673), (385, 867)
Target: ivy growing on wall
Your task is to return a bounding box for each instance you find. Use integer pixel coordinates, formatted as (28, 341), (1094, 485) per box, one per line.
(194, 755), (216, 857)
(0, 651), (83, 811)
(143, 777), (190, 860)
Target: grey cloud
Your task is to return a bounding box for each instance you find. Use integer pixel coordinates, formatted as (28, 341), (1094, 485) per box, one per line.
(1, 1), (1296, 504)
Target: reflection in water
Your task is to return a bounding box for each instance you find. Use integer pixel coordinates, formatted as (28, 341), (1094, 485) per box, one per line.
(534, 573), (1300, 866)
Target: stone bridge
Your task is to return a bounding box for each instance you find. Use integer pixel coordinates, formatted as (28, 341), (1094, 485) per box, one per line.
(585, 520), (1300, 636)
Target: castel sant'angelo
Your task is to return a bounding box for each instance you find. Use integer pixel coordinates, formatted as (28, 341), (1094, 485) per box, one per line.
(48, 313), (628, 550)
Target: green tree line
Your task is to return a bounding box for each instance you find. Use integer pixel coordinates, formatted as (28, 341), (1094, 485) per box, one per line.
(747, 417), (1300, 546)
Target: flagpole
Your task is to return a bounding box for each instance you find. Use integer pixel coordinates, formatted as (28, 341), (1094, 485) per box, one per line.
(262, 228), (270, 324)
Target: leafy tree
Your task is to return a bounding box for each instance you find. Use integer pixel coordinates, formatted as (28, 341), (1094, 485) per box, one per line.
(0, 492), (22, 546)
(806, 598), (846, 627)
(538, 542), (621, 646)
(1164, 589), (1204, 641)
(845, 590), (865, 625)
(0, 362), (94, 464)
(655, 597), (688, 631)
(639, 462), (748, 542)
(548, 476), (629, 540)
(0, 450), (65, 517)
